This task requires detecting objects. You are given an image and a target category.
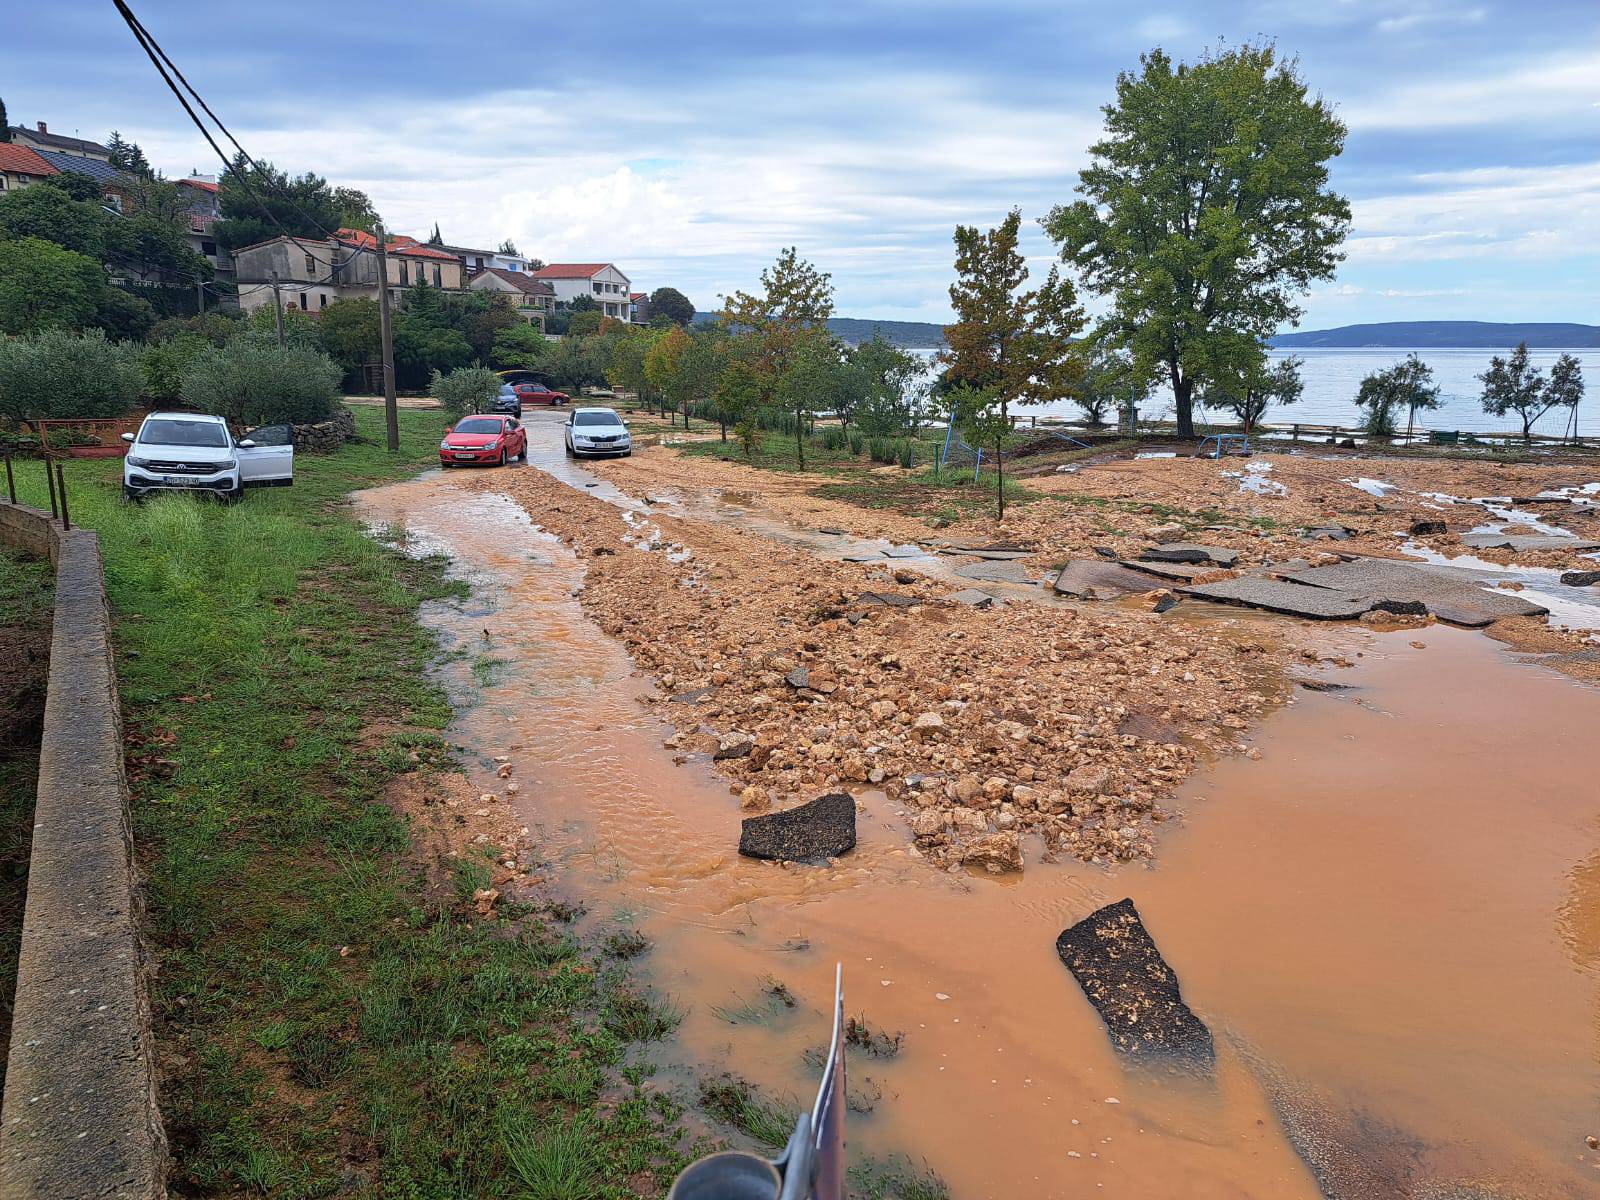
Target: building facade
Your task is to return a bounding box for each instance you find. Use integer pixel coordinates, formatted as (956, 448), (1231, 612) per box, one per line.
(531, 263), (633, 321)
(232, 230), (466, 316)
(6, 122), (111, 162)
(468, 268), (554, 330)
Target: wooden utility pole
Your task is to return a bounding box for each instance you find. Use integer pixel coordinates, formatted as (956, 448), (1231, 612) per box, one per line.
(196, 279), (205, 315)
(374, 222), (399, 452)
(269, 270), (284, 346)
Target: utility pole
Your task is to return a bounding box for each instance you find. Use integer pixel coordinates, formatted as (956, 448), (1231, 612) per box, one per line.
(196, 279), (205, 315)
(269, 270), (284, 346)
(374, 222), (399, 452)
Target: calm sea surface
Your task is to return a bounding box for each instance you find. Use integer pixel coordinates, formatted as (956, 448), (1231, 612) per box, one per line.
(908, 347), (1600, 437)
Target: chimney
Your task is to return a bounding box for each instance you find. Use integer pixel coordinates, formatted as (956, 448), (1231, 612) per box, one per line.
(36, 121), (47, 134)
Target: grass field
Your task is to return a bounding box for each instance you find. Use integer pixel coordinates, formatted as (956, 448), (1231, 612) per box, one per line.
(6, 407), (698, 1197)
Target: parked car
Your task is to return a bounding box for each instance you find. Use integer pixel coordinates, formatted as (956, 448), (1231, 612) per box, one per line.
(490, 384), (522, 418)
(439, 415), (528, 467)
(121, 412), (293, 501)
(513, 381), (569, 406)
(564, 407), (632, 458)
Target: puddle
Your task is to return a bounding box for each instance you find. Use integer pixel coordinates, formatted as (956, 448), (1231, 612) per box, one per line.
(1343, 476), (1397, 498)
(1225, 461), (1289, 497)
(352, 418), (1600, 1197)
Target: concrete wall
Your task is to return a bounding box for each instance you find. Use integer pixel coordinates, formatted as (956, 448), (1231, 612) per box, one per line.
(0, 501), (167, 1200)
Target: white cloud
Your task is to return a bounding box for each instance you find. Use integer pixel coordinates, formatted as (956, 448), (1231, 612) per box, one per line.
(1341, 51), (1600, 130)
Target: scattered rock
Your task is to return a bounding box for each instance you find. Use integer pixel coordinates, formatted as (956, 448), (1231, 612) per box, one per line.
(1560, 570), (1600, 587)
(1409, 519), (1448, 536)
(1064, 764), (1114, 794)
(911, 712), (945, 738)
(1053, 560), (1162, 599)
(943, 588), (995, 609)
(739, 792), (857, 862)
(1055, 898), (1214, 1065)
(785, 668), (810, 689)
(960, 830), (1023, 873)
(713, 731), (755, 760)
(1147, 522), (1185, 542)
(1140, 543), (1240, 567)
(892, 567), (919, 584)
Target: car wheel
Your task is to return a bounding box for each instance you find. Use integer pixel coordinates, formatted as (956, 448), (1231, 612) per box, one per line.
(225, 484), (244, 504)
(497, 449), (507, 467)
(122, 485), (141, 503)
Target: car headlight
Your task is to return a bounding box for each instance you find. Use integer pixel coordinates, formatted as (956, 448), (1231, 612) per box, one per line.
(440, 440), (452, 451)
(126, 455), (150, 467)
(221, 459), (237, 471)
(483, 439), (499, 450)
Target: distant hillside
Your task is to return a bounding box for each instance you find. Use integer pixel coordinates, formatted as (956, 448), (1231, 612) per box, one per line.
(1271, 321), (1600, 349)
(694, 313), (945, 348)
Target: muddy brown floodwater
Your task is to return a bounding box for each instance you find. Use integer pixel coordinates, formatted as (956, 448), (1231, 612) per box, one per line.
(356, 437), (1600, 1198)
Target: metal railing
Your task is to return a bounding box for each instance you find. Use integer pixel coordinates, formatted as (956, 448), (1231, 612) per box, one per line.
(2, 448), (71, 531)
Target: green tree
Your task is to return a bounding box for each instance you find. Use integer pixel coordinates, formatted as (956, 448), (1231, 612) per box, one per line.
(106, 131), (152, 177)
(849, 334), (926, 436)
(1203, 353), (1304, 432)
(1479, 343), (1584, 442)
(1044, 43), (1350, 438)
(234, 302), (323, 351)
(567, 309), (604, 339)
(498, 238), (520, 256)
(645, 325), (692, 426)
(214, 156), (374, 251)
(720, 247), (836, 466)
(427, 222), (444, 246)
(0, 328), (143, 427)
(318, 297), (382, 382)
(1074, 345), (1147, 427)
(1354, 354), (1440, 439)
(460, 294), (520, 362)
(648, 286), (695, 326)
(0, 98), (9, 141)
(0, 237), (106, 334)
(605, 327), (656, 406)
(181, 342), (340, 426)
(568, 294), (600, 314)
(141, 333), (209, 403)
(0, 180), (109, 257)
(942, 210), (1083, 517)
(491, 322), (547, 370)
(431, 366), (502, 417)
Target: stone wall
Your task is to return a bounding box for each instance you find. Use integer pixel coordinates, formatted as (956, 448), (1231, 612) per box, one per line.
(293, 407), (358, 454)
(0, 501), (166, 1199)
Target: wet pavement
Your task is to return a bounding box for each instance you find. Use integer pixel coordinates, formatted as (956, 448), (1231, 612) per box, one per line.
(354, 414), (1600, 1198)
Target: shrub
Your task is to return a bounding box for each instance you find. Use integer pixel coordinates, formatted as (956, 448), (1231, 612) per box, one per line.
(848, 431), (864, 455)
(0, 327), (143, 427)
(898, 439), (915, 469)
(431, 366), (502, 417)
(181, 342), (341, 427)
(141, 333), (209, 404)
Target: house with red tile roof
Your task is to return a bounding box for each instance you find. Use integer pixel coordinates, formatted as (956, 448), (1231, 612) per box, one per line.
(532, 262), (633, 321)
(468, 267), (555, 331)
(0, 142), (60, 193)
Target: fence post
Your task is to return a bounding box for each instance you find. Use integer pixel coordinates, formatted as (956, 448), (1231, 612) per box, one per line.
(3, 449), (14, 504)
(44, 456), (59, 519)
(55, 462), (70, 531)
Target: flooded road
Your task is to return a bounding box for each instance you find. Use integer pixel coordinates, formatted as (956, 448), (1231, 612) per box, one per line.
(355, 426), (1600, 1198)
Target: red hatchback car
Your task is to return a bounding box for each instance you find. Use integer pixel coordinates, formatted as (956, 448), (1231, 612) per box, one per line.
(439, 415), (527, 467)
(513, 382), (569, 406)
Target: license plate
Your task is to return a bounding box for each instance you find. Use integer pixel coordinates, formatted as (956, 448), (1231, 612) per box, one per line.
(164, 475), (188, 485)
(456, 453), (477, 460)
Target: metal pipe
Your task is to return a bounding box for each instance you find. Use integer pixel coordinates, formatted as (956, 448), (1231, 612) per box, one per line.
(44, 456), (59, 518)
(55, 463), (70, 531)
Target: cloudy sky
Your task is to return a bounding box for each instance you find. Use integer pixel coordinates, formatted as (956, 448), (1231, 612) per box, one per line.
(9, 1), (1598, 327)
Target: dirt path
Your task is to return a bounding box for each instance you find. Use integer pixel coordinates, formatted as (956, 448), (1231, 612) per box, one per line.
(355, 418), (1600, 1197)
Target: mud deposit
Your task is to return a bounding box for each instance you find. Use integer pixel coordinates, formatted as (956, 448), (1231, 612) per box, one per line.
(356, 449), (1600, 1197)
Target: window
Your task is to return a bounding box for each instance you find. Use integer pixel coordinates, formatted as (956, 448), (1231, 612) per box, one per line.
(593, 283), (603, 294)
(400, 261), (410, 285)
(305, 254), (316, 275)
(298, 292), (307, 310)
(433, 265), (442, 287)
(319, 294), (327, 309)
(200, 240), (217, 256)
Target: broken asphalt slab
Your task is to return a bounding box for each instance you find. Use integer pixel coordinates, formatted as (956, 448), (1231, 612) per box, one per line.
(1460, 533), (1600, 553)
(1056, 898), (1214, 1066)
(739, 792), (856, 862)
(1181, 576), (1375, 619)
(1280, 558), (1548, 625)
(1119, 559), (1233, 583)
(1139, 543), (1240, 567)
(954, 559), (1039, 584)
(943, 588), (996, 608)
(1052, 560), (1163, 599)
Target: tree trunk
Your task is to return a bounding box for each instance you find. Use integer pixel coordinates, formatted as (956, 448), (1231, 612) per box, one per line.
(719, 418), (727, 442)
(1522, 410), (1534, 443)
(795, 404), (805, 468)
(995, 433), (1005, 521)
(1172, 370), (1195, 439)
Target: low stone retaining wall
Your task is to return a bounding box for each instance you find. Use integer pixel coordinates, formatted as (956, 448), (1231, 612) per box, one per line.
(0, 501), (166, 1199)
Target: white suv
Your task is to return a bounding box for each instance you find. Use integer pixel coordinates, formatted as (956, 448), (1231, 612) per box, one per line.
(122, 412), (294, 501)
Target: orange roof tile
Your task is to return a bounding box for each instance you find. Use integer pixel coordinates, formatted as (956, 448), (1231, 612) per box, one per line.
(532, 263), (613, 279)
(0, 143), (59, 177)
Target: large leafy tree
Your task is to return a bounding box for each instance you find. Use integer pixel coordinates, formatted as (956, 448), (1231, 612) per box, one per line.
(848, 334), (926, 436)
(106, 131), (153, 177)
(720, 247), (835, 466)
(1074, 345), (1148, 427)
(1479, 343), (1585, 442)
(491, 322), (547, 370)
(648, 286), (695, 327)
(213, 155), (375, 250)
(942, 209), (1083, 517)
(1045, 44), (1349, 438)
(0, 238), (106, 335)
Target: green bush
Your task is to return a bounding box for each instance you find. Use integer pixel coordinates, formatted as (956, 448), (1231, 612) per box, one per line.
(431, 366), (502, 417)
(848, 431), (864, 455)
(0, 327), (143, 426)
(897, 439), (915, 469)
(181, 342), (341, 426)
(818, 426), (847, 451)
(141, 333), (209, 404)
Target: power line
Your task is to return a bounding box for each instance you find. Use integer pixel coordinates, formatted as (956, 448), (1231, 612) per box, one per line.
(111, 0), (365, 275)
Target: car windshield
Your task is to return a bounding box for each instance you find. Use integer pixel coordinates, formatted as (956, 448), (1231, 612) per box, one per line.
(497, 385), (515, 395)
(573, 411), (621, 427)
(139, 419), (229, 448)
(453, 418), (503, 434)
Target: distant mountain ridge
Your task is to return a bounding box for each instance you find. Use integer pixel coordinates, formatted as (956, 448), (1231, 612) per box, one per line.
(1271, 321), (1600, 349)
(694, 312), (946, 348)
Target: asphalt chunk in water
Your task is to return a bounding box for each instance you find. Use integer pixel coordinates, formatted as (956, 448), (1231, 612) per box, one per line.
(1120, 559), (1233, 583)
(739, 792), (857, 862)
(1280, 559), (1549, 625)
(955, 560), (1039, 584)
(1460, 533), (1600, 553)
(1056, 898), (1215, 1067)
